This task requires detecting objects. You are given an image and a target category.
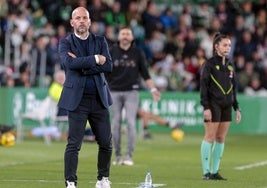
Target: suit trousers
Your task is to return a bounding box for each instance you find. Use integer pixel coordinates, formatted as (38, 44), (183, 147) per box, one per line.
(64, 93), (112, 182)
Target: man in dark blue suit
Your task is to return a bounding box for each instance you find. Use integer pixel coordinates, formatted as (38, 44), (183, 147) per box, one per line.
(58, 7), (113, 188)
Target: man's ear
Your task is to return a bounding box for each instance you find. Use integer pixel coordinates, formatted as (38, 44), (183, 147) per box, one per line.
(70, 20), (74, 27)
(214, 44), (218, 51)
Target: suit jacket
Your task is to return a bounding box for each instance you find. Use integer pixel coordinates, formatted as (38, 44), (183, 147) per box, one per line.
(58, 33), (113, 111)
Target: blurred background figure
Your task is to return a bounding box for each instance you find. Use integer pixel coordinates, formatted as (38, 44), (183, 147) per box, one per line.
(137, 108), (183, 139)
(48, 70), (66, 116)
(244, 76), (267, 97)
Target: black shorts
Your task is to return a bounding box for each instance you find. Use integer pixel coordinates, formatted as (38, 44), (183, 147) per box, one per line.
(206, 100), (232, 122)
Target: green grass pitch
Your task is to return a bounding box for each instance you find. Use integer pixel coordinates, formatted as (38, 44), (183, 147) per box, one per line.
(1, 132), (267, 188)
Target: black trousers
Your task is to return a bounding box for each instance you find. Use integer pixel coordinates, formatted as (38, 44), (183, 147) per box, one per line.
(64, 93), (112, 182)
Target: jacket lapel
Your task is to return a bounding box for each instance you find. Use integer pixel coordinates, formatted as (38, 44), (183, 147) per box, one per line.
(88, 34), (95, 55)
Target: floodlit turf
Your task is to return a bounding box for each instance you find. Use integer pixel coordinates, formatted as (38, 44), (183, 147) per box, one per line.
(1, 132), (267, 188)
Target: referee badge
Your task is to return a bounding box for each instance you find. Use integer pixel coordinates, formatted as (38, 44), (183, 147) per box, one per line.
(228, 65), (234, 78)
(229, 71), (233, 78)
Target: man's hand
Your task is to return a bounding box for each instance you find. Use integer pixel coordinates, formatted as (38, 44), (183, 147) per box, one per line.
(96, 55), (106, 65)
(68, 52), (76, 58)
(151, 89), (161, 101)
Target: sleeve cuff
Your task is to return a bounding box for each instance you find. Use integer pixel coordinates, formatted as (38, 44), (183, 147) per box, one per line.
(95, 55), (99, 65)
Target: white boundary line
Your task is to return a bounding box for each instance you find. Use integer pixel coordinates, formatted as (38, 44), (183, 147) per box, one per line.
(0, 162), (25, 166)
(235, 160), (267, 170)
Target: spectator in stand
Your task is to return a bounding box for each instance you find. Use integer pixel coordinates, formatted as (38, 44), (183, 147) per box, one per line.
(141, 0), (162, 38)
(231, 14), (246, 43)
(125, 0), (141, 26)
(165, 61), (185, 91)
(214, 1), (238, 33)
(46, 36), (62, 71)
(193, 1), (213, 28)
(88, 0), (109, 35)
(254, 26), (266, 47)
(14, 62), (31, 87)
(0, 66), (14, 87)
(164, 30), (185, 61)
(255, 8), (266, 28)
(150, 66), (168, 92)
(235, 30), (257, 61)
(89, 21), (101, 34)
(147, 30), (166, 62)
(215, 1), (228, 27)
(253, 0), (267, 15)
(240, 1), (255, 32)
(244, 76), (267, 97)
(237, 61), (260, 92)
(35, 22), (55, 40)
(13, 10), (31, 36)
(33, 35), (56, 86)
(105, 1), (126, 32)
(180, 3), (192, 29)
(252, 50), (265, 73)
(182, 56), (198, 91)
(160, 7), (178, 38)
(129, 19), (146, 45)
(200, 29), (215, 59)
(104, 25), (117, 48)
(10, 25), (23, 58)
(182, 28), (199, 58)
(0, 0), (8, 53)
(193, 47), (207, 90)
(0, 0), (8, 32)
(233, 54), (246, 73)
(209, 16), (223, 32)
(23, 26), (35, 47)
(126, 1), (146, 44)
(20, 41), (32, 65)
(55, 24), (68, 45)
(54, 1), (73, 30)
(153, 51), (175, 75)
(74, 0), (88, 8)
(116, 0), (131, 12)
(8, 0), (23, 14)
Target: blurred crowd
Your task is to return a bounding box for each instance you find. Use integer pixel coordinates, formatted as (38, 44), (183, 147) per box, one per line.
(0, 0), (266, 95)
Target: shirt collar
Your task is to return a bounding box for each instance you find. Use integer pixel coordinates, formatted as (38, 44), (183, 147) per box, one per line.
(74, 32), (89, 40)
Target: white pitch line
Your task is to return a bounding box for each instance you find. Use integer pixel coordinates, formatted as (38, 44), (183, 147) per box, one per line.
(135, 183), (166, 187)
(0, 162), (26, 167)
(0, 180), (62, 183)
(235, 160), (267, 170)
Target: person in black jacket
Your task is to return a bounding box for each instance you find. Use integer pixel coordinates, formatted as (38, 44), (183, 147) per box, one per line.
(200, 33), (242, 180)
(58, 7), (113, 188)
(106, 27), (161, 166)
